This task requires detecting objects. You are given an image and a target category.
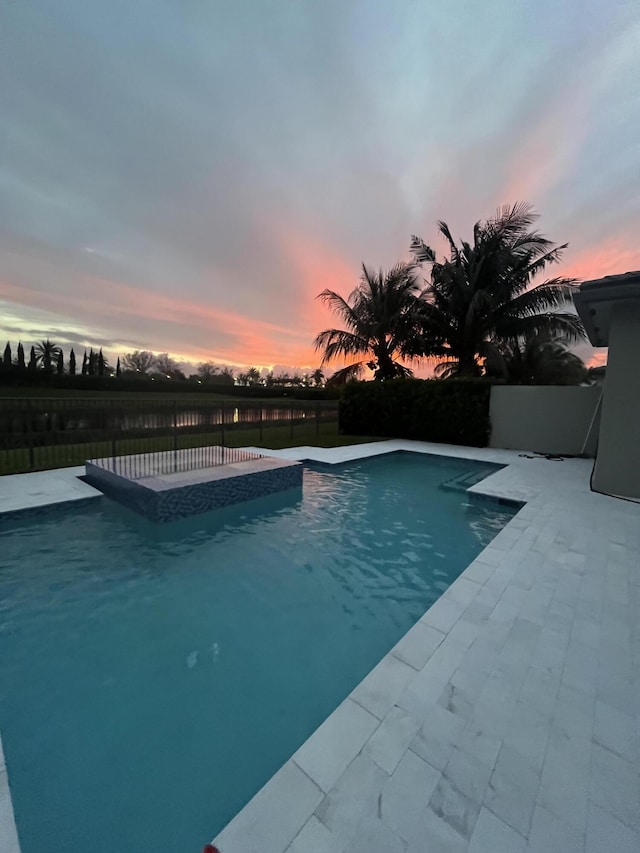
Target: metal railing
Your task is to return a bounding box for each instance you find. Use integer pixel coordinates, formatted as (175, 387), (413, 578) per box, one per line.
(89, 446), (264, 480)
(0, 397), (339, 475)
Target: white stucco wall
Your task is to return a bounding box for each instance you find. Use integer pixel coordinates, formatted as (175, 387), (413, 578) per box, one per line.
(592, 302), (640, 499)
(489, 385), (602, 456)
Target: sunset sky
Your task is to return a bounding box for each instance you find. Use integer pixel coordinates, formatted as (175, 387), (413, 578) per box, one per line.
(1, 0), (638, 374)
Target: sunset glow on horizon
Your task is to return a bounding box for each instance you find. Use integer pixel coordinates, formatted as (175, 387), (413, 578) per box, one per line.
(1, 1), (639, 374)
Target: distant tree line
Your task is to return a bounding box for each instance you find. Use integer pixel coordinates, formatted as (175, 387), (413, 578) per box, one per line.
(0, 342), (328, 389)
(1, 339), (115, 377)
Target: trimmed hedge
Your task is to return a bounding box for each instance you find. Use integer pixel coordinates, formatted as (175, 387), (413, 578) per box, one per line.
(339, 379), (492, 447)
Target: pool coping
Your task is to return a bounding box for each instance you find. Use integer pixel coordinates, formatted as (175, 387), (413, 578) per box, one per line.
(1, 441), (638, 853)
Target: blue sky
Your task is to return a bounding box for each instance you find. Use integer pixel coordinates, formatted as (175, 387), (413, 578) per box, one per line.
(1, 0), (638, 372)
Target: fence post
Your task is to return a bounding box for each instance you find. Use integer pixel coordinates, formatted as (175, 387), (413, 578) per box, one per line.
(290, 400), (294, 439)
(315, 400), (320, 437)
(110, 400), (116, 464)
(173, 400), (178, 472)
(259, 405), (263, 442)
(221, 402), (225, 463)
(26, 399), (35, 471)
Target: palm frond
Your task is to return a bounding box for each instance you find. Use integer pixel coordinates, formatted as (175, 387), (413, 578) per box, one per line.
(326, 362), (367, 385)
(436, 221), (461, 263)
(493, 279), (579, 325)
(410, 236), (436, 265)
(317, 289), (362, 330)
(314, 328), (369, 364)
(433, 358), (463, 379)
(500, 311), (586, 344)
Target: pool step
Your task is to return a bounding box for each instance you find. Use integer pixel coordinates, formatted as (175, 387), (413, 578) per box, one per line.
(440, 467), (499, 493)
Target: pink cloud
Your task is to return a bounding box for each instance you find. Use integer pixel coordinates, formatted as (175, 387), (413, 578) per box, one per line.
(557, 237), (640, 281)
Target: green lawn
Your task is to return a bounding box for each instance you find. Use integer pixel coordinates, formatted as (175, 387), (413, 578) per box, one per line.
(0, 422), (383, 475)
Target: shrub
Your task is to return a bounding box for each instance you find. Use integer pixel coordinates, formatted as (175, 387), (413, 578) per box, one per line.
(339, 379), (492, 447)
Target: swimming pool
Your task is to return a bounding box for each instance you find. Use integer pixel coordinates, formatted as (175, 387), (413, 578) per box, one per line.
(0, 452), (519, 853)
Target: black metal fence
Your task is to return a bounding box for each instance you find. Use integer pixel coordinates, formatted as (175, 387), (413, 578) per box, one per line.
(0, 397), (339, 475)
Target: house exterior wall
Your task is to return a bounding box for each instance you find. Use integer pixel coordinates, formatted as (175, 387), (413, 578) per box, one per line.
(489, 385), (602, 457)
(592, 302), (640, 499)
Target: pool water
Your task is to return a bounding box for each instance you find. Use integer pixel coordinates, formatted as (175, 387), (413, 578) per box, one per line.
(0, 452), (518, 853)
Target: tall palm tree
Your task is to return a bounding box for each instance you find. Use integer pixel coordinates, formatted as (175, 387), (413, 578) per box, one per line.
(409, 203), (586, 377)
(314, 263), (421, 382)
(35, 339), (62, 373)
(486, 334), (588, 385)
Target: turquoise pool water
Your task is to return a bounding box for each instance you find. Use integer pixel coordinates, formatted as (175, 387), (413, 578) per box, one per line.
(0, 452), (518, 853)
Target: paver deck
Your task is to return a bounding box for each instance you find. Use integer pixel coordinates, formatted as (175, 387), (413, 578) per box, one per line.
(0, 466), (101, 520)
(1, 441), (638, 852)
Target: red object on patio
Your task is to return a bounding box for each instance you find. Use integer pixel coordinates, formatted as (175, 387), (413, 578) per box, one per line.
(202, 845), (220, 853)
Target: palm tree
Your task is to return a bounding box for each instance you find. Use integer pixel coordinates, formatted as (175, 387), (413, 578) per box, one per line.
(314, 263), (421, 382)
(486, 334), (588, 385)
(409, 203), (586, 377)
(246, 366), (261, 385)
(311, 368), (325, 387)
(35, 339), (62, 373)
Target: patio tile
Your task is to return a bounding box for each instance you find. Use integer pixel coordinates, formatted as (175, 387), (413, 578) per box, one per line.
(427, 776), (481, 841)
(468, 807), (526, 853)
(409, 704), (465, 772)
(462, 559), (496, 585)
(585, 803), (640, 853)
(421, 596), (465, 633)
(345, 816), (406, 853)
(285, 816), (335, 853)
(0, 769), (21, 853)
(364, 707), (422, 774)
(484, 744), (540, 837)
(443, 576), (482, 608)
(444, 747), (494, 805)
(503, 701), (551, 772)
(589, 743), (639, 828)
(351, 654), (417, 721)
(538, 727), (591, 830)
(294, 698), (380, 792)
(380, 750), (441, 842)
(593, 700), (637, 760)
(527, 805), (585, 853)
(315, 754), (388, 847)
(445, 617), (480, 652)
(406, 806), (467, 852)
(391, 621), (445, 671)
(213, 760), (323, 853)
